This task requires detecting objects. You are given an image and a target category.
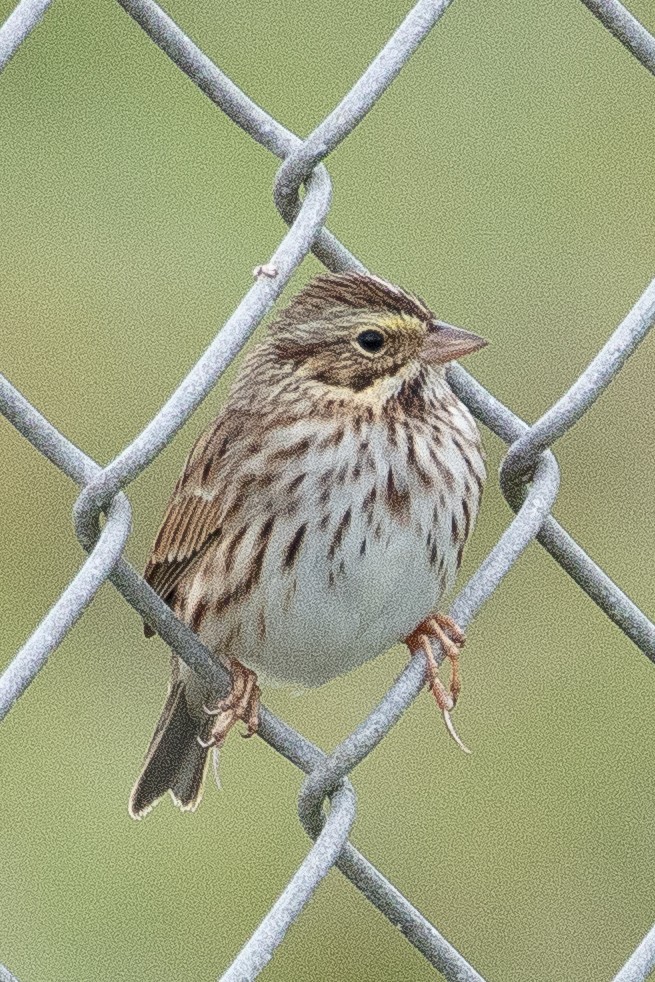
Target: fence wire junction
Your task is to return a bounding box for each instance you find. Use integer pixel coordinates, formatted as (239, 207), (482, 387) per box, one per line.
(1, 0), (655, 979)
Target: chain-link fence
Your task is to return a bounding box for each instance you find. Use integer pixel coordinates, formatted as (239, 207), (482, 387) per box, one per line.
(1, 0), (654, 979)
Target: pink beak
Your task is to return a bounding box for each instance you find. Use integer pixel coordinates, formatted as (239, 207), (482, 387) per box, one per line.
(421, 319), (488, 365)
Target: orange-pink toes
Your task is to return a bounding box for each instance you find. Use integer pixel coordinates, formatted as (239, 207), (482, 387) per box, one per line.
(405, 615), (470, 755)
(199, 660), (260, 749)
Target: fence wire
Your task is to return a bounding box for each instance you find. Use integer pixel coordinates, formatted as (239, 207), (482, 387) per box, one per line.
(0, 0), (654, 980)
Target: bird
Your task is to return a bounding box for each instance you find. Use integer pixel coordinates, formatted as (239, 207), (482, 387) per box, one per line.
(129, 271), (487, 819)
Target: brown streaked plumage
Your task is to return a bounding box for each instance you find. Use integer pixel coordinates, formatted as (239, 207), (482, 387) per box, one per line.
(129, 271), (487, 819)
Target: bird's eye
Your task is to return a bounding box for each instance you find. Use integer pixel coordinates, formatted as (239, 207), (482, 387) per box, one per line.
(356, 329), (385, 354)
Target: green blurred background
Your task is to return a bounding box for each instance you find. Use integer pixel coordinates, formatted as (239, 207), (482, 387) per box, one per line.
(1, 1), (655, 979)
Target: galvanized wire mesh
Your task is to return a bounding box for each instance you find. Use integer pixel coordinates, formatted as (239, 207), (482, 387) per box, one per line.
(1, 0), (654, 979)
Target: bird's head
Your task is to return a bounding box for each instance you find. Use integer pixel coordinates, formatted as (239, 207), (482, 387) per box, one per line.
(269, 271), (487, 392)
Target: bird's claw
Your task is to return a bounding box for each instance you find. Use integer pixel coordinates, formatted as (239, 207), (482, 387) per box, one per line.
(442, 708), (471, 755)
(203, 702), (222, 716)
(198, 662), (260, 750)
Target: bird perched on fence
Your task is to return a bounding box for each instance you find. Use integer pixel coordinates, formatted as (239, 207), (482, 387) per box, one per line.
(129, 271), (487, 818)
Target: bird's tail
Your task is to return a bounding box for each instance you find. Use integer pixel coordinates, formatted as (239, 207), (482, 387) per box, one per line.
(129, 679), (211, 819)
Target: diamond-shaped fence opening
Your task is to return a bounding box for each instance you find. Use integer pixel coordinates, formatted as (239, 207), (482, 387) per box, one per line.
(1, 1), (654, 980)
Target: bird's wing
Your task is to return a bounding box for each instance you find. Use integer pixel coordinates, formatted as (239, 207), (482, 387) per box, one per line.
(143, 413), (243, 613)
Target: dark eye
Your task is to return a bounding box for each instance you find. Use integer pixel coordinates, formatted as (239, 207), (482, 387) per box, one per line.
(356, 329), (385, 353)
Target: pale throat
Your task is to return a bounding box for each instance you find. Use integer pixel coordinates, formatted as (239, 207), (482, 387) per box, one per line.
(304, 358), (444, 413)
(363, 358), (432, 402)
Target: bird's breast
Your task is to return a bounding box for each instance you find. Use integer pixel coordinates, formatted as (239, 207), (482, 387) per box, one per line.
(188, 383), (485, 688)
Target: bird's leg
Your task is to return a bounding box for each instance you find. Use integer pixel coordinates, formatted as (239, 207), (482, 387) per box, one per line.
(199, 660), (260, 748)
(405, 614), (470, 754)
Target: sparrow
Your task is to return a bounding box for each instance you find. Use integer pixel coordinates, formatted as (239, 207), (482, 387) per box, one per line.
(129, 271), (486, 818)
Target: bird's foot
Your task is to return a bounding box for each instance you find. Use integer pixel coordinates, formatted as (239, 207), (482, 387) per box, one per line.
(199, 661), (260, 748)
(405, 613), (470, 754)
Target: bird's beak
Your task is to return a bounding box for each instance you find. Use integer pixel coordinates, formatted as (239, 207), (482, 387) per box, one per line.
(421, 320), (488, 364)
